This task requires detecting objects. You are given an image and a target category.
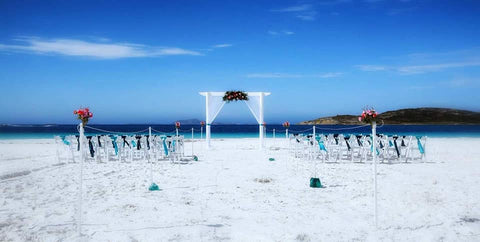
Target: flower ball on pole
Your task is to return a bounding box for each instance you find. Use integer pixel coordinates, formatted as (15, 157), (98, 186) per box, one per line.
(175, 122), (181, 136)
(74, 108), (93, 127)
(200, 121), (205, 140)
(358, 108), (378, 126)
(73, 107), (92, 237)
(358, 107), (379, 228)
(283, 121), (290, 139)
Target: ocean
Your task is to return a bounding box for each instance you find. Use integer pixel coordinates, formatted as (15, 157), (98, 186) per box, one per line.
(1, 124), (480, 139)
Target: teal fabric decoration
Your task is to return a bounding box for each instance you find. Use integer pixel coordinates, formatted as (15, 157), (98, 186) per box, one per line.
(162, 138), (169, 156)
(131, 140), (136, 147)
(389, 140), (393, 147)
(269, 158), (275, 161)
(193, 155), (198, 161)
(370, 144), (380, 156)
(318, 141), (327, 152)
(110, 135), (118, 155)
(416, 136), (425, 154)
(149, 183), (160, 191)
(309, 178), (322, 188)
(61, 136), (70, 145)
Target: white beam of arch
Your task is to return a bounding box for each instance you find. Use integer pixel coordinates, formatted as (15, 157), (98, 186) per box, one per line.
(199, 92), (271, 149)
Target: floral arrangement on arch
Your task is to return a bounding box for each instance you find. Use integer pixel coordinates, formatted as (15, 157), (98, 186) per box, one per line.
(358, 108), (378, 125)
(223, 91), (249, 102)
(200, 121), (205, 127)
(283, 121), (290, 128)
(175, 122), (181, 129)
(74, 108), (93, 126)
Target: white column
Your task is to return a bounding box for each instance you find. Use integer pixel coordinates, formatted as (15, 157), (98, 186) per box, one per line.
(259, 92), (264, 149)
(313, 125), (316, 138)
(273, 128), (276, 147)
(205, 92), (211, 149)
(149, 126), (153, 182)
(372, 121), (378, 228)
(77, 123), (84, 238)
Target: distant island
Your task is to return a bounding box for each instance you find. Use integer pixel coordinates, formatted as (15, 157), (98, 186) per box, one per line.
(298, 108), (480, 125)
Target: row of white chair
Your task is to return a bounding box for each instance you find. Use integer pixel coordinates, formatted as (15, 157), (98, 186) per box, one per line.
(288, 133), (427, 163)
(55, 134), (186, 163)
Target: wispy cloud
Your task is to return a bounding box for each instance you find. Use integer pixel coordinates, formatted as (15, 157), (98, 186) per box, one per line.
(0, 37), (201, 59)
(271, 4), (312, 12)
(212, 44), (232, 48)
(270, 1), (353, 20)
(271, 4), (317, 21)
(397, 62), (480, 74)
(356, 48), (480, 74)
(356, 61), (480, 74)
(355, 65), (387, 71)
(246, 72), (342, 79)
(407, 78), (479, 90)
(268, 30), (295, 36)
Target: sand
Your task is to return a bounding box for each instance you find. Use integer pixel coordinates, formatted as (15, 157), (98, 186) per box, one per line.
(0, 137), (479, 241)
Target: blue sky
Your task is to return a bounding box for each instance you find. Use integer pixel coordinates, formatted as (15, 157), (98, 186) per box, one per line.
(0, 0), (479, 124)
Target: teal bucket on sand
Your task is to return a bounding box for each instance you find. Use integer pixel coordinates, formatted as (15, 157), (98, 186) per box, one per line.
(309, 178), (322, 188)
(268, 158), (275, 161)
(149, 183), (160, 191)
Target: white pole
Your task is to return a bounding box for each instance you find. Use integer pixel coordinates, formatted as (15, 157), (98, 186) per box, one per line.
(372, 121), (378, 228)
(313, 125), (316, 159)
(149, 126), (152, 183)
(77, 123), (84, 238)
(273, 128), (276, 147)
(176, 128), (179, 137)
(259, 93), (264, 149)
(191, 128), (194, 156)
(201, 126), (203, 140)
(206, 93), (211, 149)
(285, 128), (288, 139)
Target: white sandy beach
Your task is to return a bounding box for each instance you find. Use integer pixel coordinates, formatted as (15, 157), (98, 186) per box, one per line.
(1, 137), (480, 241)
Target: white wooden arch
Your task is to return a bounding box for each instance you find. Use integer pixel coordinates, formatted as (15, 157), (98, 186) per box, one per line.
(199, 92), (271, 149)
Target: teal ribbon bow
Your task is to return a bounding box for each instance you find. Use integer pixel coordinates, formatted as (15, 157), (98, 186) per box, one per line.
(416, 136), (425, 154)
(61, 136), (70, 145)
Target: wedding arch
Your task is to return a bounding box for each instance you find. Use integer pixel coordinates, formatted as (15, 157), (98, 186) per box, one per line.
(199, 91), (271, 149)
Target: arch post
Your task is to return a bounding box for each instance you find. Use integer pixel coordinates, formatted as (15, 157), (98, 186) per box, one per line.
(205, 92), (211, 149)
(259, 92), (264, 149)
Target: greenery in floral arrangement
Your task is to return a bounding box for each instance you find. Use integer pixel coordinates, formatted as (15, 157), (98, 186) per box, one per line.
(223, 91), (249, 102)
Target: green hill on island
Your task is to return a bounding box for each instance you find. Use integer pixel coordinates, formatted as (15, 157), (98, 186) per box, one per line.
(298, 108), (480, 125)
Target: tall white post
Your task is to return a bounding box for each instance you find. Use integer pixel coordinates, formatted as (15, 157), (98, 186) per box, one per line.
(149, 126), (153, 183)
(273, 128), (276, 147)
(372, 121), (378, 228)
(201, 126), (203, 140)
(77, 123), (84, 238)
(191, 128), (194, 156)
(259, 92), (264, 149)
(313, 125), (316, 139)
(206, 92), (211, 149)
